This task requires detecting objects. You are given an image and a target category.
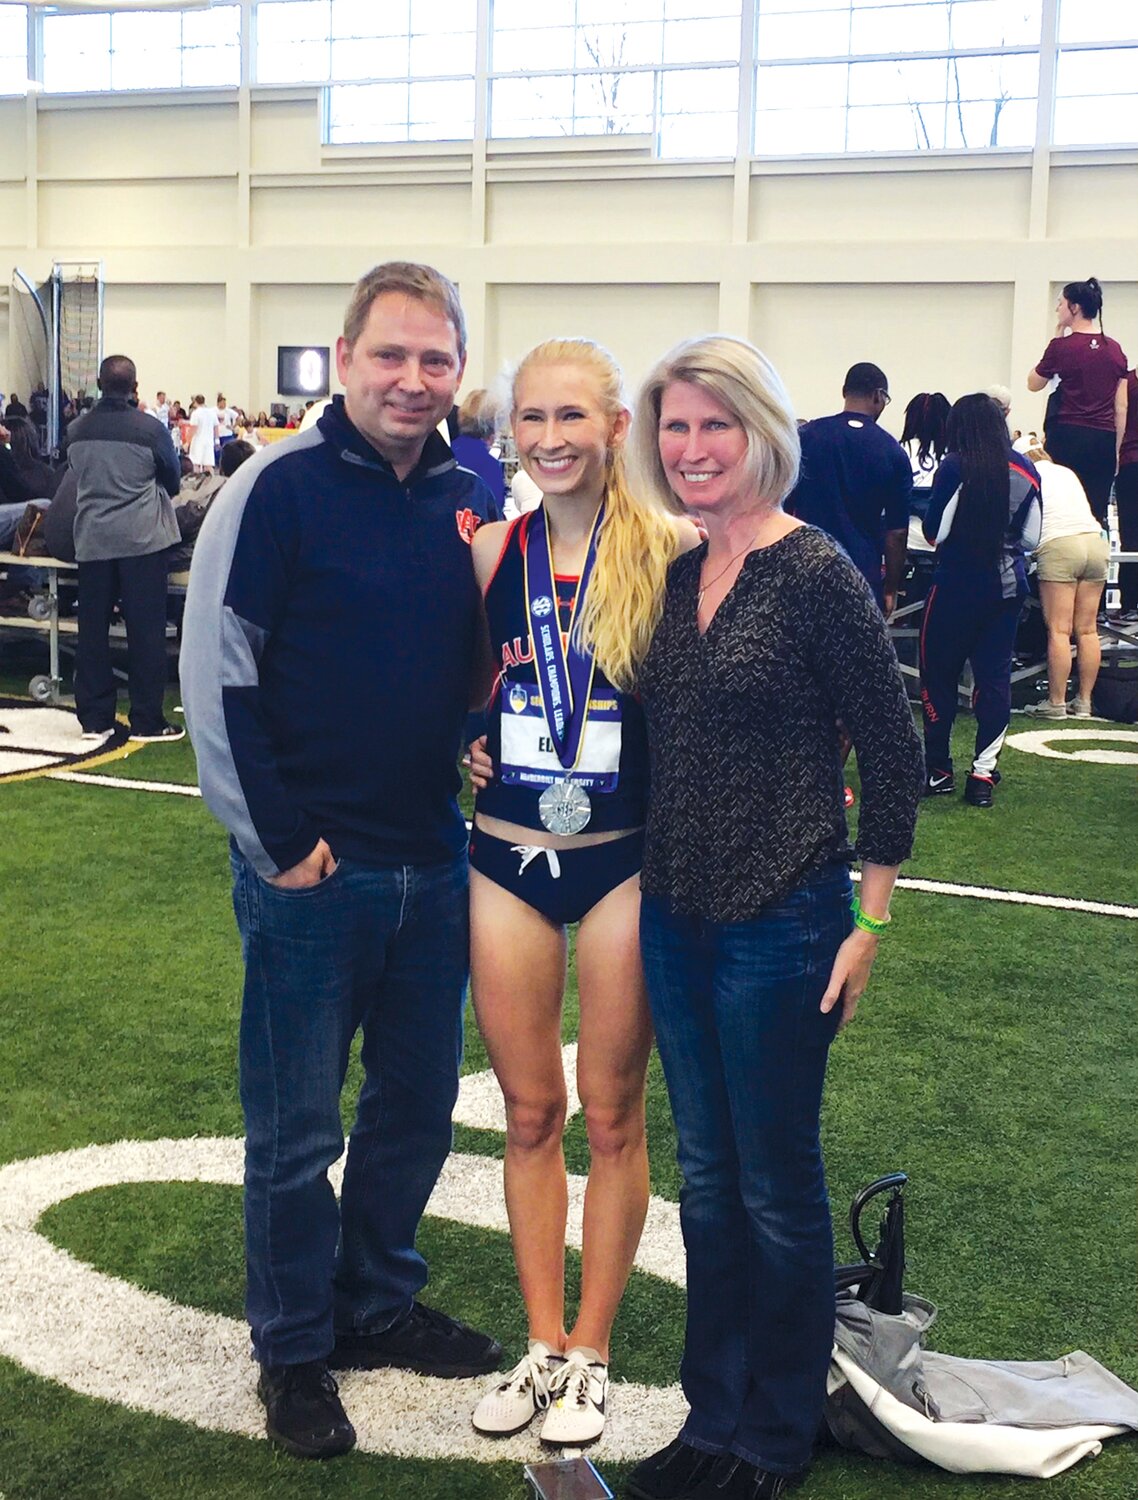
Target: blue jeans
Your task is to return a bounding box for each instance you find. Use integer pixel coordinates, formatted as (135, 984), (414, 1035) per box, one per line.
(0, 500), (29, 550)
(231, 846), (469, 1367)
(640, 865), (852, 1474)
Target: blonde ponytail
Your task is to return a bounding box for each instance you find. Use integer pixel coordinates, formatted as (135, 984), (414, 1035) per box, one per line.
(575, 451), (680, 691)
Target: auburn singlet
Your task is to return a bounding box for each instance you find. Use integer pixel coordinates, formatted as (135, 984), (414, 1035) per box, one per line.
(476, 512), (648, 834)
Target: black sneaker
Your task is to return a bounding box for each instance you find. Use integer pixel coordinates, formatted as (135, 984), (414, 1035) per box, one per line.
(128, 722), (185, 743)
(625, 1435), (719, 1499)
(687, 1456), (808, 1499)
(923, 767), (955, 796)
(329, 1300), (502, 1377)
(256, 1359), (356, 1460)
(964, 773), (994, 807)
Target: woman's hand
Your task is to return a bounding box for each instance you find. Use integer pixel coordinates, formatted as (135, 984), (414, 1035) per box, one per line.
(820, 928), (880, 1031)
(463, 734), (495, 792)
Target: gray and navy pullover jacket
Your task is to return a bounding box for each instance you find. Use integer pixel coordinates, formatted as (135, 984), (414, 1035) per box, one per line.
(923, 450), (1041, 600)
(67, 396), (181, 562)
(181, 397), (496, 877)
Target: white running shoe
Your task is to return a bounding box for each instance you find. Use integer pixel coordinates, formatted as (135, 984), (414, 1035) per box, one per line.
(539, 1347), (608, 1447)
(472, 1340), (559, 1436)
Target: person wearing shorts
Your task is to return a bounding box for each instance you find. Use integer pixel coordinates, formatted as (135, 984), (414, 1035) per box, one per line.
(1024, 444), (1109, 719)
(465, 338), (698, 1448)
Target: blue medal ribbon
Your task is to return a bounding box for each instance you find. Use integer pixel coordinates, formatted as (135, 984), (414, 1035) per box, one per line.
(522, 503), (605, 773)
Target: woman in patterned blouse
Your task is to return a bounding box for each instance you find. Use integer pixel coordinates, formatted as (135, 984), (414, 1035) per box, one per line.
(623, 336), (923, 1500)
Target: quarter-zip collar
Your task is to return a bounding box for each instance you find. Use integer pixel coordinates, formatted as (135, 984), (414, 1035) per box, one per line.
(317, 394), (458, 488)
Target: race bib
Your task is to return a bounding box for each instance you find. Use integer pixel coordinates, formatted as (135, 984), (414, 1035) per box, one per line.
(499, 680), (621, 792)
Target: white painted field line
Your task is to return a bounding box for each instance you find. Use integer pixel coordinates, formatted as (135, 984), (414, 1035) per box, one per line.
(48, 770), (201, 796)
(867, 872), (1138, 921)
(40, 771), (1138, 920)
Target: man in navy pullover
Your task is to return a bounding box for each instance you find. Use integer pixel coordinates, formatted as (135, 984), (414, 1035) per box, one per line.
(182, 263), (501, 1459)
(788, 361), (913, 616)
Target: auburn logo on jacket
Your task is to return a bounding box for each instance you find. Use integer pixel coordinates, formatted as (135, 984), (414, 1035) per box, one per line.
(455, 508), (481, 544)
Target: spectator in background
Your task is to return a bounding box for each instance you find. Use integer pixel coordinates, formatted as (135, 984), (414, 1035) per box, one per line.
(299, 398), (332, 432)
(985, 384), (1013, 422)
(0, 421), (38, 557)
(504, 464), (542, 521)
(919, 393), (1041, 806)
(216, 393), (238, 465)
(68, 354), (184, 744)
(787, 361), (912, 617)
(1115, 367), (1138, 624)
(451, 388), (505, 516)
(4, 393), (28, 420)
(167, 438), (255, 575)
(900, 391), (951, 483)
(1022, 442), (1108, 719)
(154, 391), (171, 427)
(4, 415), (62, 499)
(42, 469), (78, 563)
(1027, 277), (1128, 526)
(187, 394), (219, 473)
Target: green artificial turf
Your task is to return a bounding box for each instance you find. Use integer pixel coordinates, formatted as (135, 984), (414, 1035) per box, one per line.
(0, 663), (1136, 1499)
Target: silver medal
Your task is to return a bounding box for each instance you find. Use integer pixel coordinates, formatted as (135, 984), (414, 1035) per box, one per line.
(538, 778), (592, 836)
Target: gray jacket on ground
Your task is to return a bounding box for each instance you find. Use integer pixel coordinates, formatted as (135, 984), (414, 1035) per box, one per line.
(67, 396), (181, 563)
(828, 1293), (1138, 1476)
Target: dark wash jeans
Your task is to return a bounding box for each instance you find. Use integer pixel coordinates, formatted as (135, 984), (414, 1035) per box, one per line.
(640, 865), (853, 1474)
(230, 845), (469, 1368)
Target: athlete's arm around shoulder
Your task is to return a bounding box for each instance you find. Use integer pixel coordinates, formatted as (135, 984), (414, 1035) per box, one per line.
(471, 517), (512, 592)
(673, 516), (704, 555)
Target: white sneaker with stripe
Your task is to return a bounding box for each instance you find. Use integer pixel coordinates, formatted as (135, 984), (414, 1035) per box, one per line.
(539, 1346), (608, 1446)
(472, 1340), (559, 1437)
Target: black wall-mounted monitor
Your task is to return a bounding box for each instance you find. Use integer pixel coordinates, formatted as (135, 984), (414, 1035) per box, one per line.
(277, 345), (330, 398)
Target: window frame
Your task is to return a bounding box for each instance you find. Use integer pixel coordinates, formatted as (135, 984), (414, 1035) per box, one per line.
(9, 1), (1137, 161)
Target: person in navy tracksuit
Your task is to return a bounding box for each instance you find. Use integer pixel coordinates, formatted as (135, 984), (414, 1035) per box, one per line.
(920, 393), (1041, 807)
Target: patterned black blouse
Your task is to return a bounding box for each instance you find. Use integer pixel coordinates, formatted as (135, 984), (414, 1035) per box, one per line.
(638, 525), (923, 923)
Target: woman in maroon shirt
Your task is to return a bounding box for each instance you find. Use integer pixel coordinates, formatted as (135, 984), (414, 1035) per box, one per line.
(1027, 277), (1128, 525)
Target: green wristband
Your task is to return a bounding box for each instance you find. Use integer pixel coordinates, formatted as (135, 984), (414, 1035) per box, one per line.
(851, 896), (891, 935)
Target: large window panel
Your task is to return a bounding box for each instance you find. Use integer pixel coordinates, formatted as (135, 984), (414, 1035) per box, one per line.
(660, 65), (738, 156)
(408, 78), (474, 140)
(662, 16), (741, 64)
(183, 45), (240, 89)
(328, 81), (410, 141)
(408, 30), (476, 78)
(326, 77), (473, 144)
(1054, 0), (1136, 148)
(331, 38), (411, 84)
(262, 0), (477, 142)
(755, 0), (1039, 154)
(42, 13), (110, 93)
(333, 0), (411, 36)
(492, 28), (578, 73)
(758, 0), (1042, 57)
(1058, 0), (1138, 46)
(43, 5), (239, 94)
(0, 5), (27, 97)
(490, 0), (741, 155)
(946, 50), (1036, 145)
(1053, 47), (1138, 146)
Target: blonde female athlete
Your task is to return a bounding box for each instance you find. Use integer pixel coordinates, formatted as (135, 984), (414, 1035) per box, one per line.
(467, 339), (698, 1446)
